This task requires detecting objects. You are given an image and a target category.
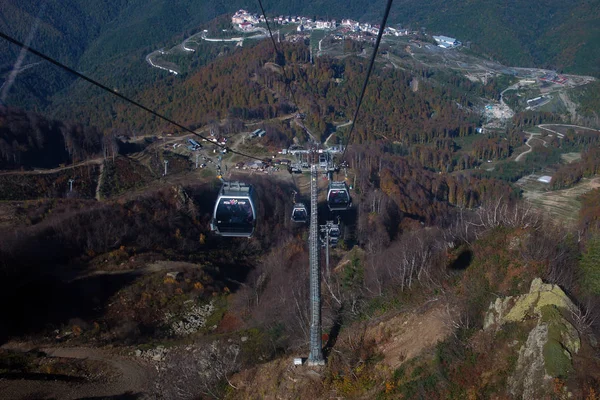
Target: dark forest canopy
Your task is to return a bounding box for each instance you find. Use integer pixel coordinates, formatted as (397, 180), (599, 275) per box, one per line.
(0, 106), (103, 169)
(3, 0), (597, 76)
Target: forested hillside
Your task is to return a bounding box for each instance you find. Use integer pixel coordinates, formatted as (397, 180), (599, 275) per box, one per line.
(1, 2), (600, 398)
(267, 0), (600, 77)
(392, 0), (600, 77)
(54, 41), (484, 146)
(0, 0), (250, 111)
(1, 0), (598, 124)
(0, 106), (103, 169)
(0, 0), (130, 109)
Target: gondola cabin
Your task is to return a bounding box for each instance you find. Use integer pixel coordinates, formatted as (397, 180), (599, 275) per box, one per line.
(211, 182), (257, 237)
(329, 225), (340, 237)
(291, 203), (308, 223)
(319, 153), (328, 169)
(327, 181), (351, 211)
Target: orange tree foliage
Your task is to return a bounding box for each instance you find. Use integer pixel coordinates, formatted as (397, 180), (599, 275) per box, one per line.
(580, 188), (600, 233)
(273, 53), (480, 145)
(348, 143), (516, 246)
(64, 40), (484, 150)
(552, 147), (600, 189)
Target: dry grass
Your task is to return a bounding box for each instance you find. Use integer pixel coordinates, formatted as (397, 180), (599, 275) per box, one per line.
(561, 152), (582, 164)
(364, 302), (452, 369)
(522, 177), (600, 225)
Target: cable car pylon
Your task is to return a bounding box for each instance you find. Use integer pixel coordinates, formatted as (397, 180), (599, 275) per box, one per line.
(307, 164), (325, 365)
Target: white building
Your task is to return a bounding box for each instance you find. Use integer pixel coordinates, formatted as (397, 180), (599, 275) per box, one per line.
(232, 9), (260, 25)
(232, 10), (248, 25)
(315, 20), (334, 29)
(385, 27), (409, 36)
(538, 176), (552, 183)
(369, 26), (380, 35)
(341, 19), (359, 31)
(433, 35), (461, 49)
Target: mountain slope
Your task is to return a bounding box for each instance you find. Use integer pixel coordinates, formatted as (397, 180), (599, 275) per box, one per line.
(391, 0), (600, 77)
(0, 0), (248, 110)
(0, 0), (597, 123)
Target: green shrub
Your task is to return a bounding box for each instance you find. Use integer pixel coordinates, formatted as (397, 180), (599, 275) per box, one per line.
(543, 339), (572, 378)
(580, 235), (600, 295)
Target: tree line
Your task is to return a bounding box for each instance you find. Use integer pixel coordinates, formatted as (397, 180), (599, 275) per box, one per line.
(0, 106), (103, 169)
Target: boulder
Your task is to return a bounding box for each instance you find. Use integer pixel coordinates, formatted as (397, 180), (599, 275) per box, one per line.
(484, 278), (576, 329)
(484, 278), (580, 399)
(508, 324), (549, 399)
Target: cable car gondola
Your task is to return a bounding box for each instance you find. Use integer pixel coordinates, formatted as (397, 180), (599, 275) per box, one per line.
(291, 203), (308, 223)
(319, 153), (328, 169)
(211, 182), (257, 237)
(329, 225), (340, 237)
(327, 181), (352, 211)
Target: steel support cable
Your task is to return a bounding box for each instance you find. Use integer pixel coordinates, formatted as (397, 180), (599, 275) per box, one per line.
(340, 0), (394, 161)
(0, 30), (266, 162)
(255, 0), (303, 128)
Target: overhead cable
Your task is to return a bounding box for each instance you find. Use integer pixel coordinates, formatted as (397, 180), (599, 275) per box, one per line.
(256, 0), (303, 126)
(341, 0), (394, 160)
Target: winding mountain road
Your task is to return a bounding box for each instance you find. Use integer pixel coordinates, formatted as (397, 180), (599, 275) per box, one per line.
(515, 133), (535, 162)
(0, 158), (103, 176)
(538, 124), (600, 138)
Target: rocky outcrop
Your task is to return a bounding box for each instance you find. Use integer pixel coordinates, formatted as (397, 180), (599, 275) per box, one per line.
(509, 324), (550, 399)
(484, 278), (576, 329)
(136, 345), (169, 362)
(172, 185), (198, 218)
(484, 278), (580, 400)
(165, 300), (215, 336)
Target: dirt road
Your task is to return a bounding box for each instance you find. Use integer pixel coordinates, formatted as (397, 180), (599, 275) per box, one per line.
(95, 161), (105, 201)
(0, 343), (155, 399)
(559, 91), (578, 119)
(538, 123), (600, 138)
(0, 158), (103, 176)
(515, 133), (535, 162)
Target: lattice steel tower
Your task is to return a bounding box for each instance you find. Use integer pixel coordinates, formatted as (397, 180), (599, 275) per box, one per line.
(307, 164), (325, 365)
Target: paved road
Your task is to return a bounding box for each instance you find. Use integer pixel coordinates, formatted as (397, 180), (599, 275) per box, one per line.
(538, 124), (600, 139)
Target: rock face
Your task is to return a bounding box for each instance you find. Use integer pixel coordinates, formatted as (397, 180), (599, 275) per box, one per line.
(165, 300), (215, 336)
(484, 278), (580, 400)
(172, 185), (198, 217)
(484, 278), (576, 329)
(137, 345), (169, 362)
(510, 324), (550, 399)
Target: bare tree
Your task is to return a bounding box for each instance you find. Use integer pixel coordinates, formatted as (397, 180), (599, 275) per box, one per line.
(370, 228), (444, 293)
(231, 237), (311, 350)
(102, 130), (119, 161)
(570, 297), (600, 336)
(473, 197), (542, 233)
(517, 220), (578, 291)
